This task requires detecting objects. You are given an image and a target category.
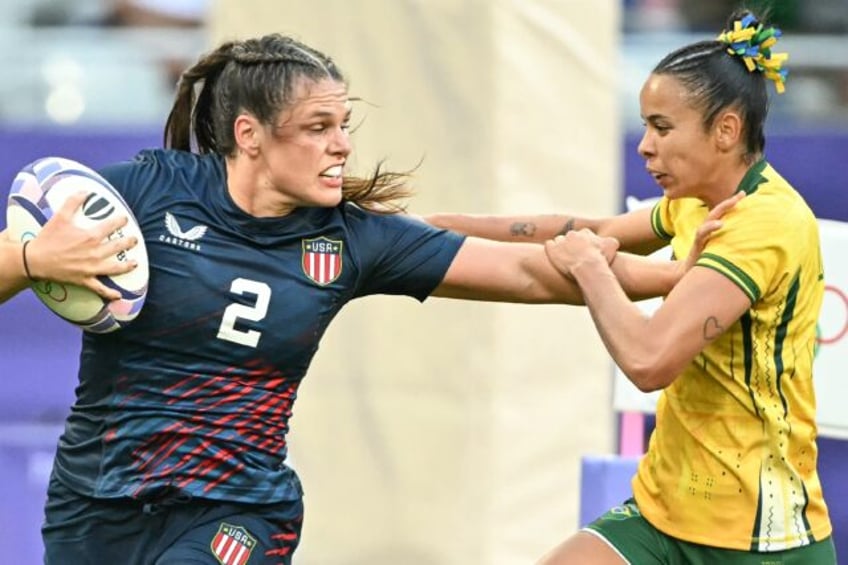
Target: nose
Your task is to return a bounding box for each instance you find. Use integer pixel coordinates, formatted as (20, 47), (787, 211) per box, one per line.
(637, 129), (655, 160)
(330, 126), (352, 157)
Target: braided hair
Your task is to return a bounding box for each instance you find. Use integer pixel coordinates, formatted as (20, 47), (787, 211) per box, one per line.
(651, 9), (788, 161)
(164, 34), (412, 213)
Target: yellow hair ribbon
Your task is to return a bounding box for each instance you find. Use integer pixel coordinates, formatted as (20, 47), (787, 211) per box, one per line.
(717, 14), (788, 94)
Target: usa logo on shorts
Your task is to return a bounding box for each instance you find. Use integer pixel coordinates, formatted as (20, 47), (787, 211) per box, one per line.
(302, 236), (343, 286)
(210, 523), (256, 565)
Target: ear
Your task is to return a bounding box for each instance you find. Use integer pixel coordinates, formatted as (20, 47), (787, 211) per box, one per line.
(233, 113), (262, 157)
(713, 110), (743, 153)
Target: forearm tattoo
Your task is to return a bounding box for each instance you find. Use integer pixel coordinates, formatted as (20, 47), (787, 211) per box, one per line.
(556, 218), (576, 236)
(510, 222), (537, 237)
(703, 316), (724, 341)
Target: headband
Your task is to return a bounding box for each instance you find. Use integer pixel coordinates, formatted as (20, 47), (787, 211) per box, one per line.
(717, 13), (788, 93)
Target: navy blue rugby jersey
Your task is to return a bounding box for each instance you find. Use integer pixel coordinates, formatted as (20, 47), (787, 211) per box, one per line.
(52, 148), (465, 504)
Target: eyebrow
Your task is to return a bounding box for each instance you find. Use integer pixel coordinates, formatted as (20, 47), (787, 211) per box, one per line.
(305, 109), (352, 120)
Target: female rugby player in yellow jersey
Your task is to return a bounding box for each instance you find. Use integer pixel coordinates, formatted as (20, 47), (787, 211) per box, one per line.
(541, 10), (836, 564)
(431, 8), (836, 565)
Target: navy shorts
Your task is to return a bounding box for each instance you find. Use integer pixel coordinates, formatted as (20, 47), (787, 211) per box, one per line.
(43, 474), (304, 565)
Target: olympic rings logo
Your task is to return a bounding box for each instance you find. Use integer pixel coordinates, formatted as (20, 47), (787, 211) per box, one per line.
(816, 284), (847, 351)
(34, 280), (69, 302)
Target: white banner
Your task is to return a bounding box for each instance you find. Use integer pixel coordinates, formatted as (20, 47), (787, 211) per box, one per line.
(612, 198), (848, 439)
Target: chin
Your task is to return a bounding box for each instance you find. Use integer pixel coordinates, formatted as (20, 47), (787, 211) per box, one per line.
(313, 190), (343, 208)
(660, 184), (684, 200)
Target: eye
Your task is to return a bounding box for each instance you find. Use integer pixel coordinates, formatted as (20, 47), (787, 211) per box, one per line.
(648, 122), (671, 135)
(642, 118), (671, 135)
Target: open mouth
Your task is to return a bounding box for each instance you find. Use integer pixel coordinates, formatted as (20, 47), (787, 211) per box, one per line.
(647, 169), (667, 183)
(319, 165), (343, 179)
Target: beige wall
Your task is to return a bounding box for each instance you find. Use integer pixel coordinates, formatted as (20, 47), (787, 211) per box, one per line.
(210, 2), (621, 563)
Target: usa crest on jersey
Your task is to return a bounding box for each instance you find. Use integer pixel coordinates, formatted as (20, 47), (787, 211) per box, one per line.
(210, 523), (256, 565)
(302, 236), (343, 285)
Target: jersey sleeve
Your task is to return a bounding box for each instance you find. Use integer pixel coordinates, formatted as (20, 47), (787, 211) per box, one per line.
(650, 196), (675, 241)
(695, 197), (785, 303)
(346, 206), (466, 301)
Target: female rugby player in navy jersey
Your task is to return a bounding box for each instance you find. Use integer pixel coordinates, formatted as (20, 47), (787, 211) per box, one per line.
(0, 33), (728, 565)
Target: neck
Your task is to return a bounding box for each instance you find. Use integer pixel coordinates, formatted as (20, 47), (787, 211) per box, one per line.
(702, 154), (759, 209)
(226, 156), (296, 218)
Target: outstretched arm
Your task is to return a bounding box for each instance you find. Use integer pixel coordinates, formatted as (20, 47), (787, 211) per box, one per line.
(0, 192), (138, 305)
(424, 206), (666, 255)
(430, 236), (681, 305)
(429, 192), (740, 307)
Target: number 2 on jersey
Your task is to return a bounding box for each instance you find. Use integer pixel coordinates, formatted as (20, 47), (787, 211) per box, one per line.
(216, 278), (271, 347)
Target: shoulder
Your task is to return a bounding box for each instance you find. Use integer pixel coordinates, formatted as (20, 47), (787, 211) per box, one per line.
(103, 148), (218, 174)
(338, 202), (464, 253)
(731, 163), (816, 231)
(652, 196), (704, 239)
(340, 202), (431, 232)
(99, 149), (223, 192)
(133, 148), (222, 179)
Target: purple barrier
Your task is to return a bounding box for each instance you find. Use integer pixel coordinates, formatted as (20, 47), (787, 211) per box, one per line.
(579, 455), (640, 526)
(0, 424), (63, 565)
(0, 127), (160, 204)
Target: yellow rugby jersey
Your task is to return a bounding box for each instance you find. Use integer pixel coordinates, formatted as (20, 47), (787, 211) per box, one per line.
(634, 160), (831, 551)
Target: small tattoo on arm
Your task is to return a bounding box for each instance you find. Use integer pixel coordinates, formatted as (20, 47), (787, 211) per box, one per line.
(556, 218), (576, 236)
(703, 316), (724, 340)
(510, 222), (537, 237)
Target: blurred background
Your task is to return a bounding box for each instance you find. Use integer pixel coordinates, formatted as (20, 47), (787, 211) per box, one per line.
(0, 1), (846, 564)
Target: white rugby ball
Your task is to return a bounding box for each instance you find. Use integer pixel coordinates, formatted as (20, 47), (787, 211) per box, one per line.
(5, 156), (149, 333)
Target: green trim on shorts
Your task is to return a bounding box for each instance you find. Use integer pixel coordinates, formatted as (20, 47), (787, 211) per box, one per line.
(584, 499), (837, 565)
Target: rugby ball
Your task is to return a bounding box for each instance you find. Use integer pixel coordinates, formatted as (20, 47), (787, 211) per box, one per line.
(5, 156), (149, 333)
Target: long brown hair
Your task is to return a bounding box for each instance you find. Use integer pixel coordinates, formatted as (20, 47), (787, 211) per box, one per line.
(163, 33), (413, 213)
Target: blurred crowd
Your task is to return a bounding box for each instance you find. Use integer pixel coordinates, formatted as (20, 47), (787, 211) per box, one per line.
(29, 0), (208, 87)
(624, 0), (848, 33)
(4, 0), (847, 128)
(623, 0), (848, 129)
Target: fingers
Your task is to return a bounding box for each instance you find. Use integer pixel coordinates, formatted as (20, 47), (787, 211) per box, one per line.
(544, 239), (571, 278)
(102, 233), (138, 259)
(81, 246), (138, 299)
(599, 236), (620, 265)
(696, 219), (724, 241)
(85, 279), (122, 301)
(692, 219), (724, 254)
(696, 191), (744, 252)
(56, 191), (90, 218)
(553, 229), (596, 243)
(698, 219), (724, 235)
(554, 230), (617, 256)
(95, 214), (131, 240)
(56, 192), (132, 240)
(104, 253), (139, 275)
